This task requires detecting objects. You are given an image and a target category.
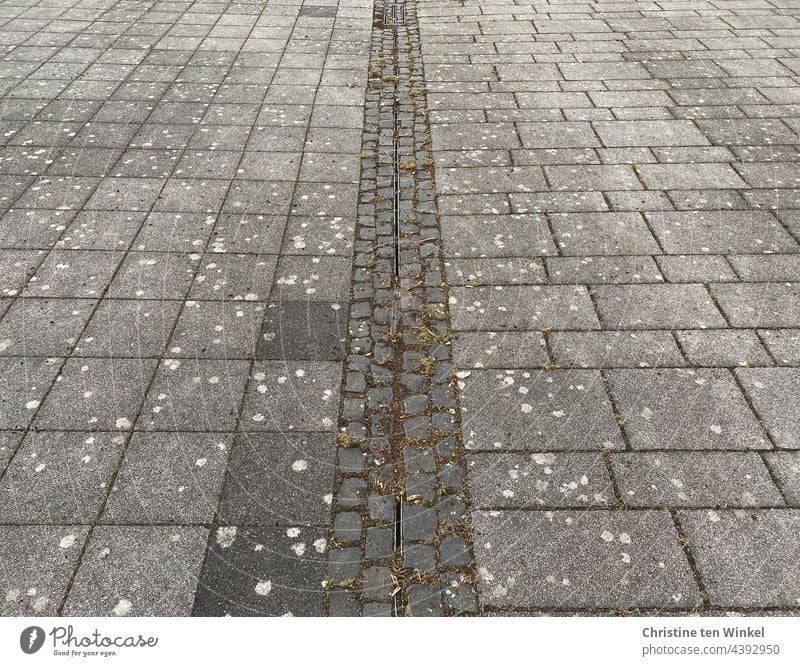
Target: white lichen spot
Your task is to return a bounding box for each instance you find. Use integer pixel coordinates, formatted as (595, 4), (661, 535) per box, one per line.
(113, 599), (132, 616)
(115, 417), (132, 430)
(291, 459), (308, 472)
(59, 534), (77, 549)
(255, 580), (272, 596)
(216, 526), (237, 548)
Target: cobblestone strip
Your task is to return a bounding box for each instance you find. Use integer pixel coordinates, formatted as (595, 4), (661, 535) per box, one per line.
(326, 0), (478, 616)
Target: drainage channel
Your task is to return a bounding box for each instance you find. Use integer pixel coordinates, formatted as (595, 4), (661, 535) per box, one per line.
(326, 0), (479, 617)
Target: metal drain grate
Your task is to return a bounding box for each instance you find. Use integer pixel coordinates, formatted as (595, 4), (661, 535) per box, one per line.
(383, 2), (405, 26)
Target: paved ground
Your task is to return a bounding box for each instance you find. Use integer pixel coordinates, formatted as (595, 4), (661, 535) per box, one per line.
(0, 0), (799, 616)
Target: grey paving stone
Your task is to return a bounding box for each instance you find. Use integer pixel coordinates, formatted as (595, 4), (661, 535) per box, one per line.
(607, 369), (769, 450)
(219, 432), (335, 526)
(727, 255), (800, 282)
(257, 301), (346, 360)
(55, 211), (146, 250)
(473, 510), (700, 609)
(712, 284), (800, 328)
(73, 299), (181, 357)
(0, 297), (96, 356)
(550, 331), (685, 368)
(132, 212), (216, 252)
(102, 432), (231, 524)
(109, 251), (198, 300)
(678, 510), (800, 608)
(0, 430), (125, 523)
(0, 209), (73, 249)
(64, 526), (208, 616)
(137, 358), (250, 431)
(440, 214), (556, 257)
(736, 368), (800, 449)
(169, 300), (263, 359)
(764, 453), (800, 507)
(445, 257), (547, 286)
(594, 284), (726, 329)
(546, 256), (663, 285)
(467, 452), (613, 508)
(194, 525), (326, 616)
(0, 525), (88, 616)
(23, 249), (123, 298)
(759, 329), (800, 366)
(452, 331), (549, 368)
(450, 285), (599, 331)
(676, 330), (772, 367)
(593, 120), (708, 147)
(550, 212), (660, 255)
(272, 256), (351, 302)
(190, 254), (278, 301)
(613, 452), (783, 508)
(656, 255), (738, 283)
(459, 369), (624, 451)
(242, 361), (340, 432)
(34, 358), (156, 431)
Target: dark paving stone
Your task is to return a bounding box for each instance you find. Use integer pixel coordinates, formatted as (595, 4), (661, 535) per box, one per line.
(257, 301), (347, 360)
(0, 297), (96, 356)
(0, 356), (61, 429)
(169, 300), (264, 359)
(736, 368), (800, 449)
(193, 525), (326, 616)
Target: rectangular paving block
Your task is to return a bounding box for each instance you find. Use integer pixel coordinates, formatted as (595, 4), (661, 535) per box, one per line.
(549, 331), (685, 368)
(712, 284), (800, 328)
(546, 256), (664, 285)
(445, 257), (547, 286)
(764, 452), (800, 506)
(440, 214), (556, 257)
(459, 369), (624, 451)
(678, 510), (800, 607)
(593, 284), (726, 329)
(607, 369), (769, 450)
(550, 212), (660, 255)
(593, 120), (708, 147)
(452, 331), (549, 368)
(467, 452), (613, 508)
(450, 285), (599, 331)
(736, 368), (800, 449)
(473, 510), (701, 609)
(64, 526), (208, 616)
(612, 452), (783, 508)
(675, 329), (772, 367)
(193, 525), (326, 616)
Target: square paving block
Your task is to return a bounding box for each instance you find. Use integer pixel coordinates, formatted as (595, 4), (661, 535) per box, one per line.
(0, 209), (73, 249)
(736, 368), (800, 449)
(108, 251), (199, 300)
(64, 526), (208, 616)
(222, 180), (293, 215)
(189, 253), (277, 301)
(0, 249), (43, 295)
(764, 452), (800, 506)
(607, 369), (769, 450)
(0, 431), (24, 473)
(256, 301), (347, 360)
(0, 526), (88, 615)
(219, 432), (336, 525)
(242, 361), (341, 432)
(678, 509), (800, 607)
(83, 177), (165, 211)
(0, 431), (125, 522)
(459, 369), (624, 450)
(467, 452), (613, 508)
(169, 300), (264, 359)
(281, 216), (355, 257)
(207, 213), (287, 254)
(33, 358), (157, 431)
(473, 510), (701, 609)
(612, 452), (783, 508)
(23, 250), (124, 298)
(153, 178), (231, 213)
(452, 331), (549, 368)
(74, 299), (182, 357)
(0, 298), (96, 356)
(55, 211), (146, 250)
(13, 176), (100, 210)
(193, 525), (327, 616)
(450, 285), (599, 331)
(137, 358), (250, 431)
(0, 356), (61, 429)
(102, 432), (231, 524)
(132, 212), (216, 252)
(272, 256), (352, 302)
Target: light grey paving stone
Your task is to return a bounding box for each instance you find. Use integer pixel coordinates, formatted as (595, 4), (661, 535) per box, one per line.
(54, 211), (146, 250)
(759, 329), (800, 366)
(169, 300), (264, 359)
(473, 510), (700, 609)
(678, 509), (800, 608)
(64, 526), (208, 616)
(593, 120), (709, 147)
(241, 361), (341, 432)
(102, 432), (231, 524)
(190, 254), (278, 301)
(74, 299), (182, 357)
(546, 256), (663, 284)
(0, 297), (96, 356)
(550, 331), (685, 368)
(193, 525), (326, 616)
(646, 211), (797, 254)
(764, 452), (800, 506)
(0, 209), (73, 250)
(219, 432), (335, 525)
(510, 191), (608, 214)
(594, 284), (726, 329)
(437, 166), (546, 194)
(656, 255), (738, 283)
(467, 452), (613, 508)
(459, 369), (624, 451)
(517, 121), (599, 149)
(550, 212), (660, 255)
(612, 452), (783, 508)
(444, 257), (546, 286)
(137, 358), (250, 432)
(636, 163), (746, 190)
(712, 284), (800, 328)
(23, 249), (123, 298)
(440, 214), (556, 257)
(545, 165), (641, 192)
(727, 255), (800, 282)
(0, 431), (125, 523)
(0, 525), (89, 616)
(695, 118), (799, 146)
(676, 330), (772, 367)
(736, 368), (800, 450)
(34, 358), (155, 431)
(0, 431), (23, 473)
(450, 285), (599, 331)
(607, 369), (769, 450)
(109, 251), (199, 300)
(132, 212), (216, 252)
(452, 331), (549, 369)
